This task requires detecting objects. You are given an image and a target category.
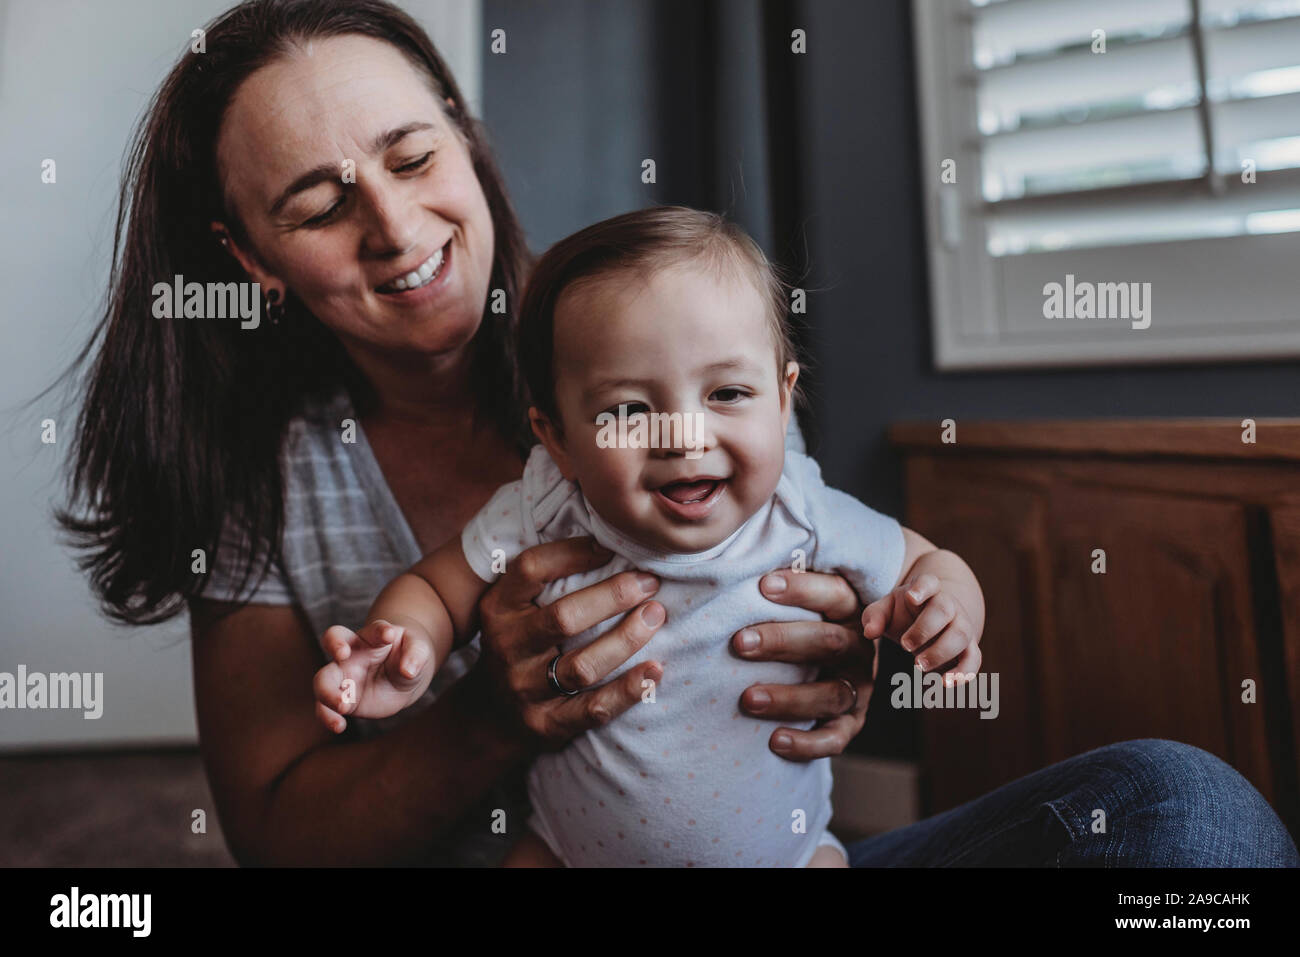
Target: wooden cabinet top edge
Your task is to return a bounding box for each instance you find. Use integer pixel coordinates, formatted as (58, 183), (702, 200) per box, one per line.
(887, 419), (1300, 462)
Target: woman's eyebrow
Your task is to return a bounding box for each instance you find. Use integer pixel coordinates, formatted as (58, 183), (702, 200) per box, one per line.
(369, 121), (436, 154)
(267, 122), (438, 216)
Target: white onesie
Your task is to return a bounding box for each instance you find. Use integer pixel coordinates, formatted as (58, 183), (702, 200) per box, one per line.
(461, 445), (905, 867)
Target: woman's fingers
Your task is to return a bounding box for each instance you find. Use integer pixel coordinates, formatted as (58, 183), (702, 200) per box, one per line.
(758, 569), (860, 622)
(551, 600), (666, 693)
(492, 537), (615, 609)
(731, 618), (861, 664)
(531, 571), (661, 652)
(548, 660), (664, 742)
(768, 714), (858, 762)
(740, 676), (863, 723)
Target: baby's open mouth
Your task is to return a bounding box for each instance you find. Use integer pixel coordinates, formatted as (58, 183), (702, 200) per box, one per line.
(653, 477), (728, 520)
(658, 479), (722, 504)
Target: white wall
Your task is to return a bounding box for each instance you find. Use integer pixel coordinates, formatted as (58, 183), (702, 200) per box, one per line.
(0, 0), (481, 750)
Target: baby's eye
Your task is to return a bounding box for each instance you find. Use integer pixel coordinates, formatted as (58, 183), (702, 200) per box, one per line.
(711, 387), (751, 403)
(597, 401), (650, 422)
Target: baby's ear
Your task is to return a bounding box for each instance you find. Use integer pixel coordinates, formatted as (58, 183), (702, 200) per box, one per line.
(529, 408), (577, 481)
(779, 361), (800, 423)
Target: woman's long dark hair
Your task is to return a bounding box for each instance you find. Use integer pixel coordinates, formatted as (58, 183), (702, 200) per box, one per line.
(58, 0), (532, 625)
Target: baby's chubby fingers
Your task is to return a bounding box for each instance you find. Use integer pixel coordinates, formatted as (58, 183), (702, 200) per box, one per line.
(312, 660), (355, 717)
(385, 629), (431, 684)
(901, 573), (942, 615)
(357, 618), (403, 649)
(860, 592), (897, 641)
(912, 612), (976, 674)
(899, 591), (959, 655)
(861, 573), (944, 643)
(315, 699), (347, 735)
(322, 624), (359, 663)
(942, 641), (982, 684)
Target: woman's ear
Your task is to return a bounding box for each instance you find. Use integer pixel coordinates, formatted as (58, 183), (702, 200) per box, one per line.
(529, 407), (577, 481)
(210, 222), (282, 296)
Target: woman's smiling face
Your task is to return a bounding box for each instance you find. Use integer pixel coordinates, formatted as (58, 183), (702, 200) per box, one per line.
(214, 34), (494, 362)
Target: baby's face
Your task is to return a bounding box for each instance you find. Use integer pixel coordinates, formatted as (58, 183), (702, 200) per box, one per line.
(540, 261), (796, 554)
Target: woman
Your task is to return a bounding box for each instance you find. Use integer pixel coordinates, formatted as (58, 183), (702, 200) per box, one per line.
(61, 0), (1296, 867)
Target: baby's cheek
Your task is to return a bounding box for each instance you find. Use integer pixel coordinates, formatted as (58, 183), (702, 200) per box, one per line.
(738, 435), (787, 501)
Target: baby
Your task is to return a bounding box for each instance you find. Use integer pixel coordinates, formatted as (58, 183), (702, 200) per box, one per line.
(313, 206), (984, 867)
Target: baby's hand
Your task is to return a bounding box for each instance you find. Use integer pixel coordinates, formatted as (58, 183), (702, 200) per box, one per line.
(313, 619), (435, 733)
(860, 573), (980, 685)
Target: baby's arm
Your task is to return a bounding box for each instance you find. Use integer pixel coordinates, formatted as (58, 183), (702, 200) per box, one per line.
(860, 527), (985, 681)
(314, 539), (491, 733)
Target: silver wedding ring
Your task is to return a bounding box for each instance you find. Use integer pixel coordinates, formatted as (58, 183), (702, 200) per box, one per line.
(547, 652), (580, 697)
(836, 676), (859, 714)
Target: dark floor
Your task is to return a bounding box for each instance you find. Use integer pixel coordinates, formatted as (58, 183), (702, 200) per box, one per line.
(0, 749), (236, 867)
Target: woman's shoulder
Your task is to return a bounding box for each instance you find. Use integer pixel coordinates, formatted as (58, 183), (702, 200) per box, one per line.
(282, 390), (353, 456)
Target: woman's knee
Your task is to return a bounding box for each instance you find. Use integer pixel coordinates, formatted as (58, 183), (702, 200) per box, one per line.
(1078, 738), (1298, 867)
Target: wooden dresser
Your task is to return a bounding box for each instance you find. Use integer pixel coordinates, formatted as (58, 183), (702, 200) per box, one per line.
(888, 419), (1300, 836)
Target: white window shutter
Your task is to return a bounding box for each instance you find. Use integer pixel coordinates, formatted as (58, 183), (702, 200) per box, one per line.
(914, 0), (1300, 369)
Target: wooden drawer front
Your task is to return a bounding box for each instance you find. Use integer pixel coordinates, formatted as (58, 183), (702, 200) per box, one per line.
(1042, 486), (1273, 802)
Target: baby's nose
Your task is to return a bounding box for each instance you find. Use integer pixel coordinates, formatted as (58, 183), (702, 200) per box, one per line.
(673, 411), (713, 459)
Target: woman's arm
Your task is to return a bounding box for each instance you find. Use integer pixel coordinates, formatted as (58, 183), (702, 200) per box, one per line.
(191, 599), (527, 866)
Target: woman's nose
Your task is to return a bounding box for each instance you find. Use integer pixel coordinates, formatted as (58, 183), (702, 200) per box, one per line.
(358, 180), (423, 255)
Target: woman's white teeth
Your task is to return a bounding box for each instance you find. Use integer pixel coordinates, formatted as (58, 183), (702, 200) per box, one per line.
(385, 246), (445, 291)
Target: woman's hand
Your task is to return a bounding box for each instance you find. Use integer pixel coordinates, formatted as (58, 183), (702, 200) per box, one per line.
(731, 570), (876, 761)
(475, 536), (667, 750)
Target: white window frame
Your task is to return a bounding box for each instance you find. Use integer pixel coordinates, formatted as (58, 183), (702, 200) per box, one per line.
(912, 0), (1300, 370)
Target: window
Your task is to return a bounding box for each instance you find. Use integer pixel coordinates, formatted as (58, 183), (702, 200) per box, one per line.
(913, 0), (1300, 368)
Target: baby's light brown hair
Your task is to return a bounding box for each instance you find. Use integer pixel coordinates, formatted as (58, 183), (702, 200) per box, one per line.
(517, 206), (802, 429)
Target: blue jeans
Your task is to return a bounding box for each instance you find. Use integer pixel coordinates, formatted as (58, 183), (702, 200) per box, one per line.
(847, 739), (1299, 867)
